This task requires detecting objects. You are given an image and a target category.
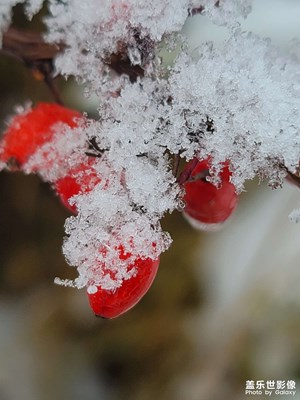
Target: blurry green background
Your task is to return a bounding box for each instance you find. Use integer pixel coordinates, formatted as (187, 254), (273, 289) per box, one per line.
(1, 1), (300, 400)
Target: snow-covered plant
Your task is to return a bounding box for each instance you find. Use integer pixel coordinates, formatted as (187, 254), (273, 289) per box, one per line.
(1, 0), (299, 317)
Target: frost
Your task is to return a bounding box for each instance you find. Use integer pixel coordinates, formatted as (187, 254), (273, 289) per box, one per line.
(43, 28), (300, 289)
(289, 209), (300, 224)
(24, 0), (44, 19)
(43, 0), (192, 91)
(24, 118), (90, 181)
(167, 31), (300, 191)
(43, 0), (255, 91)
(62, 177), (172, 290)
(199, 0), (253, 27)
(22, 100), (179, 290)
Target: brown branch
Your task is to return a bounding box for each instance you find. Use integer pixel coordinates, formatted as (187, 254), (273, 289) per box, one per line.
(1, 26), (145, 90)
(1, 27), (64, 104)
(107, 53), (145, 83)
(1, 27), (62, 63)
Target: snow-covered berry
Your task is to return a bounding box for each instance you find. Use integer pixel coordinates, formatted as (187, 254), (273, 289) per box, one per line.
(183, 158), (238, 231)
(0, 103), (81, 168)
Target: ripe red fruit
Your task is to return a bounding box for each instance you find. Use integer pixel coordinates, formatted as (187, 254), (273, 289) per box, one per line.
(183, 158), (238, 230)
(88, 254), (160, 319)
(0, 103), (80, 167)
(54, 162), (101, 213)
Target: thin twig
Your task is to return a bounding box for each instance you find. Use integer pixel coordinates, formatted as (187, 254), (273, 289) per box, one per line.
(172, 154), (181, 178)
(279, 163), (300, 189)
(286, 170), (300, 188)
(1, 27), (62, 62)
(1, 27), (64, 104)
(44, 75), (64, 105)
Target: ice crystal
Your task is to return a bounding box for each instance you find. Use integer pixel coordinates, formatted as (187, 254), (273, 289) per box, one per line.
(24, 118), (89, 181)
(43, 0), (192, 92)
(24, 0), (44, 19)
(289, 208), (300, 224)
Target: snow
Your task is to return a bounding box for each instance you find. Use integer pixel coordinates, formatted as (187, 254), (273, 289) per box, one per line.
(2, 0), (300, 290)
(168, 31), (300, 191)
(289, 208), (300, 224)
(43, 0), (193, 93)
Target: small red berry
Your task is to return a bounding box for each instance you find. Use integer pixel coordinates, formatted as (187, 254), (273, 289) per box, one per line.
(0, 103), (80, 167)
(183, 158), (238, 229)
(54, 162), (101, 213)
(88, 253), (160, 319)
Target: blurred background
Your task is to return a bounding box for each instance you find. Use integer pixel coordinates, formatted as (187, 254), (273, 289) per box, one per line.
(1, 1), (300, 399)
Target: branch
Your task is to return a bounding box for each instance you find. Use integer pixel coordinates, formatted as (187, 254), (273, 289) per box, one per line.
(1, 27), (62, 64)
(1, 27), (64, 104)
(1, 26), (145, 89)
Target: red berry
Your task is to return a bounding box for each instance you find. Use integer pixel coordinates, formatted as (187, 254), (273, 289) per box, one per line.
(183, 158), (238, 229)
(88, 252), (160, 319)
(54, 161), (101, 213)
(0, 103), (81, 167)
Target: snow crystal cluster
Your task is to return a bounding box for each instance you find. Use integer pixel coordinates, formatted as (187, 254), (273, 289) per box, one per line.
(43, 0), (193, 93)
(168, 31), (300, 191)
(2, 0), (300, 290)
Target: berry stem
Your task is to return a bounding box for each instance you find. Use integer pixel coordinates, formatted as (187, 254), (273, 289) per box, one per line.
(44, 73), (64, 106)
(177, 158), (198, 185)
